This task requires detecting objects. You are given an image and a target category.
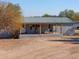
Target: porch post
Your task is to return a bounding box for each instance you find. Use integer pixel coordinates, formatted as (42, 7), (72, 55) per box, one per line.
(52, 24), (53, 33)
(53, 24), (56, 34)
(55, 24), (57, 34)
(40, 24), (42, 34)
(60, 24), (63, 34)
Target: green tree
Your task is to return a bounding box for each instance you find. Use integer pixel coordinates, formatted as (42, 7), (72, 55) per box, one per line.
(59, 9), (67, 17)
(42, 14), (51, 17)
(59, 9), (75, 19)
(42, 14), (57, 17)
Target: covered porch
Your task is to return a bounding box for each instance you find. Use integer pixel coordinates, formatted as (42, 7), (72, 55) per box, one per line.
(22, 23), (64, 35)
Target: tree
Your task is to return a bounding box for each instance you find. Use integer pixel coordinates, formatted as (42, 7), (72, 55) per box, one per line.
(59, 9), (75, 19)
(42, 14), (57, 17)
(59, 9), (79, 21)
(0, 2), (23, 38)
(72, 13), (79, 21)
(59, 10), (67, 17)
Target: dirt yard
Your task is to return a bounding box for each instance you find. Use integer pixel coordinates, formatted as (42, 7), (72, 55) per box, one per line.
(0, 38), (79, 59)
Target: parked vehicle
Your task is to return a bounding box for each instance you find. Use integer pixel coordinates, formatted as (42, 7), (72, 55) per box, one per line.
(0, 30), (20, 39)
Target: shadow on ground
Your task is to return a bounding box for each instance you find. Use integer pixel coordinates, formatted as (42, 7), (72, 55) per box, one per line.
(49, 38), (79, 44)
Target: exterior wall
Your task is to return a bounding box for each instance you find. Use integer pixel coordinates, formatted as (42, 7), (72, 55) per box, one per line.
(41, 24), (48, 33)
(21, 23), (74, 35)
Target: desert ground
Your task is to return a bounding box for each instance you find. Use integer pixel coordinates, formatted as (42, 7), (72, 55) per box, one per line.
(0, 36), (79, 59)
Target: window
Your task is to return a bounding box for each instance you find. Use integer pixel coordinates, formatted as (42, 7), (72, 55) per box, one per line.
(77, 27), (79, 30)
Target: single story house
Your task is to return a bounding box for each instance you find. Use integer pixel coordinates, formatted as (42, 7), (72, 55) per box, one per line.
(21, 17), (79, 35)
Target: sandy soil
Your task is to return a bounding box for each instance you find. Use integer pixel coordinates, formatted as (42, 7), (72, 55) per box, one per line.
(0, 38), (79, 59)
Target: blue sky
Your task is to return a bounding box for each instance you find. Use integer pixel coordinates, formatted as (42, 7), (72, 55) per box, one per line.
(2, 0), (79, 16)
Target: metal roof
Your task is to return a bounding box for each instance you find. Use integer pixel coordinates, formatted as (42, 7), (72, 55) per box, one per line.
(23, 17), (73, 24)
